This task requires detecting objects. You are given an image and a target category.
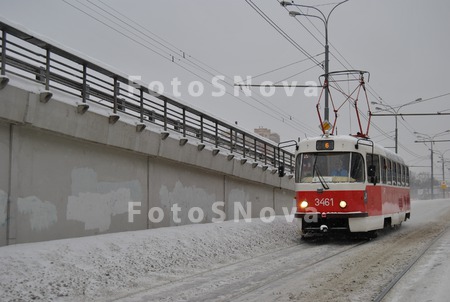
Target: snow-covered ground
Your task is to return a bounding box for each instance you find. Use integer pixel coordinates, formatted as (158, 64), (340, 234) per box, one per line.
(2, 199), (450, 302)
(0, 217), (299, 301)
(383, 217), (450, 302)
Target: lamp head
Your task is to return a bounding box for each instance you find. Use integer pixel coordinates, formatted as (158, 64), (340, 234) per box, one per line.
(288, 11), (301, 17)
(279, 1), (293, 7)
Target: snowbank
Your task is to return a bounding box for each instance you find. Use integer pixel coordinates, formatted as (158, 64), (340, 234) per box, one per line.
(0, 217), (298, 301)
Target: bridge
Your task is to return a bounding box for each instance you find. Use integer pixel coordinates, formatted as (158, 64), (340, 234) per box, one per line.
(0, 21), (295, 246)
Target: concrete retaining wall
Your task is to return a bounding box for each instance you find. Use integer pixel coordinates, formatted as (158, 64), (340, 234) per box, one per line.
(0, 77), (295, 246)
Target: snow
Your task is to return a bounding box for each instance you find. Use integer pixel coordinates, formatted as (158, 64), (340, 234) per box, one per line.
(383, 221), (450, 302)
(2, 200), (450, 301)
(0, 217), (299, 301)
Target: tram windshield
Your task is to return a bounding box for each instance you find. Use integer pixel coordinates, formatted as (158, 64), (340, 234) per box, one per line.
(296, 152), (365, 183)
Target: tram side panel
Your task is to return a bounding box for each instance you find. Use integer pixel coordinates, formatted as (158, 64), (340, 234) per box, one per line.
(357, 185), (410, 232)
(381, 186), (410, 225)
(348, 185), (383, 233)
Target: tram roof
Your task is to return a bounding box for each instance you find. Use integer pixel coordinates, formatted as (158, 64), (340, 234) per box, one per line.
(298, 135), (406, 165)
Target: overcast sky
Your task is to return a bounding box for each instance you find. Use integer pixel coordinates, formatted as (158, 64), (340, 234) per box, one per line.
(1, 0), (450, 176)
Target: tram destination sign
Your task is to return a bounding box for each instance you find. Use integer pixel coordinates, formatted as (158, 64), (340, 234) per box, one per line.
(316, 140), (334, 151)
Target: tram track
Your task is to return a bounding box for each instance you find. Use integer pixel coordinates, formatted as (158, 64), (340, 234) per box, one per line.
(373, 225), (450, 302)
(113, 238), (369, 302)
(222, 239), (369, 302)
(108, 242), (300, 301)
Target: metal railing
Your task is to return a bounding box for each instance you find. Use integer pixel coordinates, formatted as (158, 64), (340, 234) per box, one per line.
(0, 21), (295, 173)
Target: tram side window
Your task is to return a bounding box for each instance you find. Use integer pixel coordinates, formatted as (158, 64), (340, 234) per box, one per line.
(366, 154), (380, 184)
(405, 167), (410, 186)
(381, 157), (387, 184)
(298, 153), (315, 182)
(387, 159), (392, 185)
(400, 164), (405, 186)
(393, 162), (398, 185)
(350, 153), (365, 182)
(295, 154), (302, 183)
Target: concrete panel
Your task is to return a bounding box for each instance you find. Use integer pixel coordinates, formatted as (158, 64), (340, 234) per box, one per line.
(225, 177), (274, 222)
(146, 159), (225, 228)
(0, 121), (10, 246)
(273, 188), (296, 217)
(9, 126), (148, 243)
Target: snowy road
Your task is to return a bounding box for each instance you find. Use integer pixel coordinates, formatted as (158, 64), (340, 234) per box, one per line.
(115, 240), (363, 301)
(116, 199), (450, 302)
(382, 210), (450, 302)
(1, 199), (450, 301)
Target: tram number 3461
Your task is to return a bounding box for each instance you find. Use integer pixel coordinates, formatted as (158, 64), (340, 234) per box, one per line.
(315, 198), (334, 207)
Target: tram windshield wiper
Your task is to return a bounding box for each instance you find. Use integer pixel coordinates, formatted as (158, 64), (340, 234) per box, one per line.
(313, 155), (330, 190)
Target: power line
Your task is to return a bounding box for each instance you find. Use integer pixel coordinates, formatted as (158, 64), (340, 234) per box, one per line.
(245, 0), (322, 67)
(248, 53), (323, 82)
(91, 0), (321, 136)
(63, 0), (319, 136)
(272, 0), (427, 158)
(274, 62), (322, 84)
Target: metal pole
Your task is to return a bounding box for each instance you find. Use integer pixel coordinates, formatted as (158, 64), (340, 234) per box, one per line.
(323, 0), (348, 121)
(394, 115), (398, 153)
(283, 0), (347, 122)
(431, 142), (434, 199)
(324, 32), (329, 121)
(442, 156), (446, 198)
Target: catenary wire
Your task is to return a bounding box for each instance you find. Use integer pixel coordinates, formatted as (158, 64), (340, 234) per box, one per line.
(64, 0), (320, 136)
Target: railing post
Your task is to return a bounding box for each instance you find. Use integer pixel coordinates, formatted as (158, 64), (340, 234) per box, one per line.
(200, 115), (204, 143)
(290, 154), (294, 173)
(44, 48), (50, 91)
(182, 108), (186, 137)
(163, 101), (167, 131)
(243, 133), (246, 158)
(253, 138), (257, 160)
(215, 121), (218, 148)
(274, 146), (277, 166)
(1, 31), (6, 76)
(113, 77), (118, 114)
(81, 64), (87, 103)
(140, 88), (144, 123)
(230, 128), (233, 152)
(264, 144), (267, 165)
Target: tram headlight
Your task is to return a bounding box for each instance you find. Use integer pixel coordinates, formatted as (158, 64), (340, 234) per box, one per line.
(339, 200), (347, 209)
(299, 200), (308, 209)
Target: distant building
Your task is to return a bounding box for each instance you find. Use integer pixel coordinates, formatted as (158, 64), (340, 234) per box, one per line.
(254, 127), (280, 143)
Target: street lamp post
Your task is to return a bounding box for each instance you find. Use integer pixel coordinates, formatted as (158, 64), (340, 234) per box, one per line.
(280, 0), (348, 122)
(371, 98), (422, 153)
(414, 130), (450, 199)
(436, 149), (450, 198)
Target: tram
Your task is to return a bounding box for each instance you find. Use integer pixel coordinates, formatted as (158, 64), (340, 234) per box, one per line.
(294, 134), (410, 238)
(287, 70), (410, 238)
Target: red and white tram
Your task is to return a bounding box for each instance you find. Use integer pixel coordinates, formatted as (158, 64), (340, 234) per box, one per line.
(294, 134), (410, 238)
